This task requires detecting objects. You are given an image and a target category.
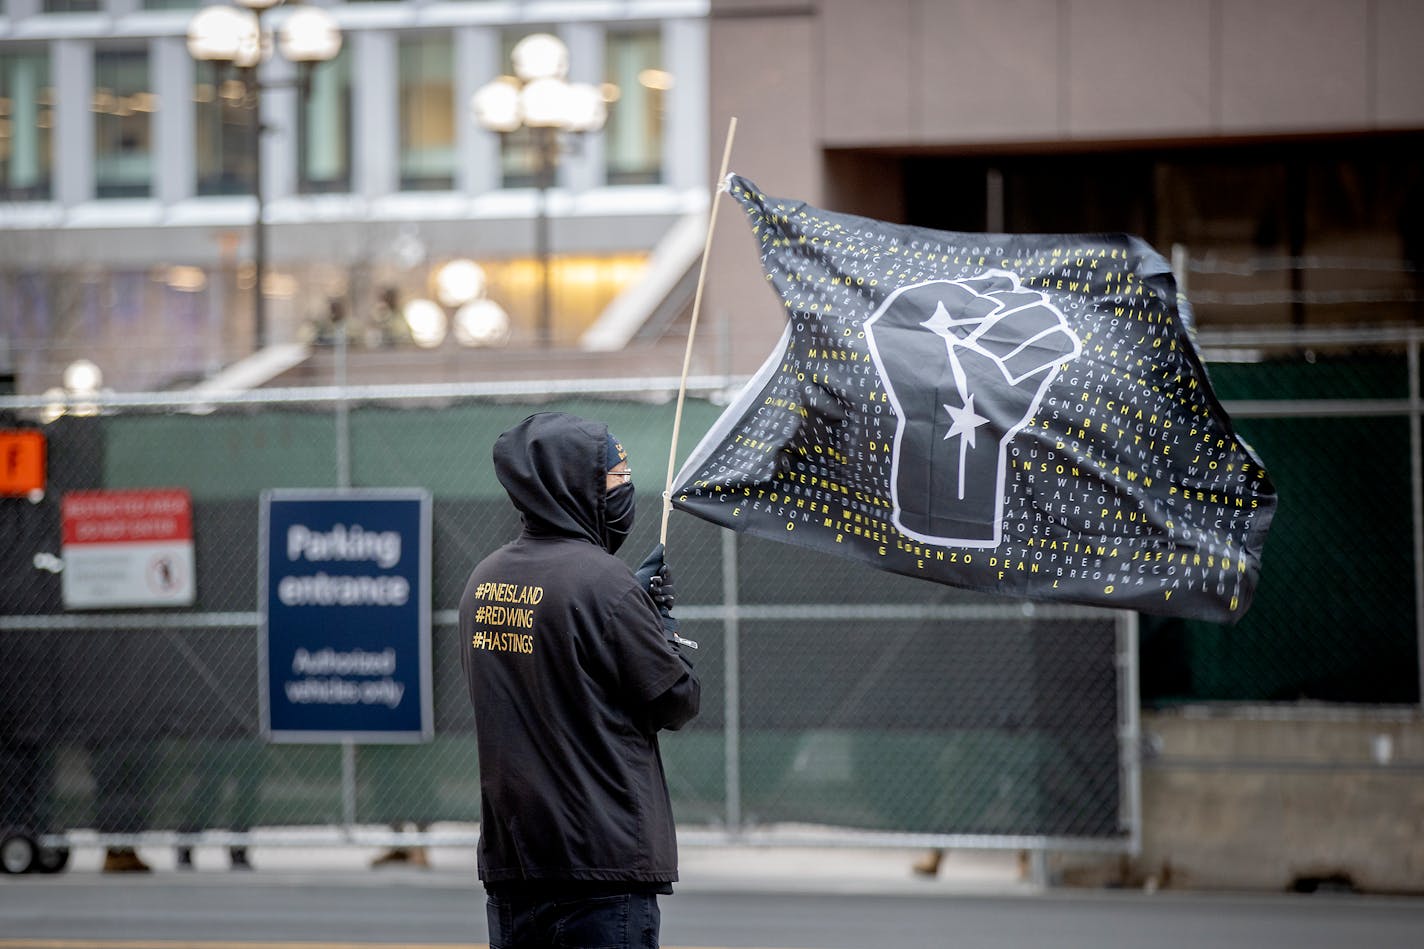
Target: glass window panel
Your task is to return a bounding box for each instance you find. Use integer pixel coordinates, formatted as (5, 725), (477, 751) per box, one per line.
(398, 33), (455, 191)
(298, 46), (351, 194)
(604, 30), (664, 186)
(194, 61), (253, 196)
(906, 137), (1424, 330)
(0, 49), (54, 201)
(1155, 139), (1424, 327)
(43, 1), (101, 11)
(94, 47), (154, 199)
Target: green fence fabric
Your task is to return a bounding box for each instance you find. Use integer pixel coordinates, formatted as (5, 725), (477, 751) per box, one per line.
(3, 342), (1420, 850)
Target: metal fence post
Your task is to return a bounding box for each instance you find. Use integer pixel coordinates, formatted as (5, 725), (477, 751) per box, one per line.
(721, 529), (741, 834)
(336, 332), (354, 827)
(1411, 332), (1423, 708)
(335, 322), (351, 490)
(342, 739), (357, 830)
(1118, 610), (1143, 856)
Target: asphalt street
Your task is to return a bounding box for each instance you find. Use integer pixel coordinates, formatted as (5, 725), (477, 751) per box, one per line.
(1, 848), (1422, 949)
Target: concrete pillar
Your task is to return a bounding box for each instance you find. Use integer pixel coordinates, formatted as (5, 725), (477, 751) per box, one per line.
(6, 0), (41, 20)
(561, 21), (602, 194)
(53, 39), (94, 207)
(153, 36), (194, 206)
(665, 17), (708, 192)
(262, 54), (297, 201)
(456, 26), (501, 197)
(353, 30), (398, 199)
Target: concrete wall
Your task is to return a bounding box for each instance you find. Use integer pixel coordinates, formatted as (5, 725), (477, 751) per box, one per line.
(1134, 708), (1424, 893)
(817, 0), (1424, 146)
(713, 0), (1424, 181)
(706, 1), (825, 376)
(1051, 708), (1424, 893)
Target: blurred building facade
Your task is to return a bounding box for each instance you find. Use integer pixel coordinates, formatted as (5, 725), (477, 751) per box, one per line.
(706, 0), (1424, 375)
(4, 1), (1424, 395)
(0, 0), (709, 393)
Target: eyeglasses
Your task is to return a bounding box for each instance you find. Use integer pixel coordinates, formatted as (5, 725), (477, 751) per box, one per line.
(610, 468), (633, 485)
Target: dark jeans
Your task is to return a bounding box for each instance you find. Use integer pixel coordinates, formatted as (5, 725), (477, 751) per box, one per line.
(486, 891), (661, 949)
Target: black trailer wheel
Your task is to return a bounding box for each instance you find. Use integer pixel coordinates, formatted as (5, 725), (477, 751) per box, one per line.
(0, 832), (38, 874)
(34, 845), (71, 874)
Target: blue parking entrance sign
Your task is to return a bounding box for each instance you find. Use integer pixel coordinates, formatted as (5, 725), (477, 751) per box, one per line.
(260, 489), (432, 742)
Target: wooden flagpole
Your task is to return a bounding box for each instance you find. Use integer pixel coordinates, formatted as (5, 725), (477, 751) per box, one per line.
(660, 116), (738, 547)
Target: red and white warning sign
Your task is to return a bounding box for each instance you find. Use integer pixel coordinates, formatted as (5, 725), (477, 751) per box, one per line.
(61, 488), (196, 609)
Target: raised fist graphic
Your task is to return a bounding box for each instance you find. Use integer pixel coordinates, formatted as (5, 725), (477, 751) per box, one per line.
(864, 271), (1081, 547)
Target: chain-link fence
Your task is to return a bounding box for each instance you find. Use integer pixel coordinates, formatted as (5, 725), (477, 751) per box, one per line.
(3, 329), (1420, 866)
(1141, 326), (1423, 706)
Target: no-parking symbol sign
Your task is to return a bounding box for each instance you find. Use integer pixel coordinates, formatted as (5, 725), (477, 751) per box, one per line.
(61, 488), (196, 609)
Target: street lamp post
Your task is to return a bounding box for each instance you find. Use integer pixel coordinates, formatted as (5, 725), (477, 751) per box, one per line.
(473, 34), (606, 348)
(187, 1), (342, 354)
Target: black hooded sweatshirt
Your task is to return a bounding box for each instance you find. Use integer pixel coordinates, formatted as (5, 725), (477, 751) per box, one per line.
(458, 412), (700, 892)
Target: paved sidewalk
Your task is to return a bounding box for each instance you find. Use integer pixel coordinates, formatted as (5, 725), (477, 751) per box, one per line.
(48, 829), (1034, 898)
(679, 844), (1032, 896)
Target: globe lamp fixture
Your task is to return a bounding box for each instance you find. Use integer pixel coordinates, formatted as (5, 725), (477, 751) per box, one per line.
(471, 33), (607, 348)
(185, 1), (343, 354)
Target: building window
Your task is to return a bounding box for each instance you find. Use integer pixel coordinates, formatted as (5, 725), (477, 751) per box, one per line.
(1154, 140), (1424, 327)
(398, 33), (455, 191)
(604, 30), (665, 186)
(490, 253), (648, 345)
(0, 50), (54, 201)
(43, 1), (101, 11)
(906, 135), (1424, 329)
(194, 61), (253, 196)
(94, 47), (154, 199)
(298, 46), (351, 194)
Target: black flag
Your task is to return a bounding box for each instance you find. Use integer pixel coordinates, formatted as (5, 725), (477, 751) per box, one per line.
(671, 175), (1276, 622)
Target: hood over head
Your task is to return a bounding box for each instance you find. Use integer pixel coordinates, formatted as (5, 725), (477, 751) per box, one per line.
(493, 412), (625, 549)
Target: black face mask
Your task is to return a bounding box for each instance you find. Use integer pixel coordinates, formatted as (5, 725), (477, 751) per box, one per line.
(603, 482), (636, 553)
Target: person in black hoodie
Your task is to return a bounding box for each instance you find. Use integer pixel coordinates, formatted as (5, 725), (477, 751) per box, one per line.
(459, 412), (699, 949)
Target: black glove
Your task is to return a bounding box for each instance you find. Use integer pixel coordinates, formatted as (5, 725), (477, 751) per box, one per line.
(648, 569), (676, 614)
(635, 543), (696, 649)
(634, 544), (675, 614)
